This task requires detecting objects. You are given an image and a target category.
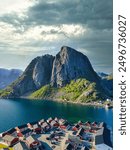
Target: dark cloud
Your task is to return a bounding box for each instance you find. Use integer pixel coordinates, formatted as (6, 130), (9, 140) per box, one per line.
(0, 0), (112, 31)
(25, 0), (112, 30)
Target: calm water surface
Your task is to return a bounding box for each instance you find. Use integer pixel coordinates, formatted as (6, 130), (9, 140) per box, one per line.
(0, 98), (113, 133)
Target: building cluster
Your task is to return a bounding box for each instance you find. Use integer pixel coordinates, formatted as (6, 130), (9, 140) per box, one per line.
(0, 118), (112, 150)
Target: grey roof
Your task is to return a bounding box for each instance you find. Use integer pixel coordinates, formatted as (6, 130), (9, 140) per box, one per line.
(95, 134), (104, 145)
(103, 126), (113, 148)
(96, 127), (104, 136)
(26, 136), (35, 145)
(81, 146), (89, 150)
(64, 143), (73, 150)
(59, 118), (65, 122)
(33, 124), (39, 129)
(51, 120), (57, 126)
(2, 135), (17, 142)
(95, 128), (104, 145)
(95, 127), (113, 148)
(21, 129), (32, 135)
(41, 122), (48, 128)
(99, 122), (104, 128)
(13, 141), (29, 150)
(76, 128), (85, 136)
(39, 119), (45, 123)
(47, 117), (52, 121)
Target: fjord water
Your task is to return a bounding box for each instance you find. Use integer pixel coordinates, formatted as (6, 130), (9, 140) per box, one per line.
(0, 98), (113, 133)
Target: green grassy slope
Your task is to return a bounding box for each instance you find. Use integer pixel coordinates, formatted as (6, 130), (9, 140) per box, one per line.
(29, 78), (104, 103)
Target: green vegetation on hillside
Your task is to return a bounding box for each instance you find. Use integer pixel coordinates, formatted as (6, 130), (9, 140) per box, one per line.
(0, 86), (13, 98)
(105, 74), (113, 80)
(29, 78), (102, 103)
(29, 85), (56, 99)
(0, 76), (23, 98)
(0, 74), (33, 98)
(60, 79), (101, 102)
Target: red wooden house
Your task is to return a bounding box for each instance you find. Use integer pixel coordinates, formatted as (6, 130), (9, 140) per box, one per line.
(26, 136), (40, 149)
(2, 135), (19, 146)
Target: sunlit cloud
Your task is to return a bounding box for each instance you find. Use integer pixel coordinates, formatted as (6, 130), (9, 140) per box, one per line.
(0, 0), (113, 73)
(0, 0), (34, 14)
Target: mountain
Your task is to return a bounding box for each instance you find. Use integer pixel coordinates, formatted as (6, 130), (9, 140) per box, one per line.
(98, 72), (108, 78)
(97, 72), (113, 95)
(0, 46), (112, 102)
(101, 74), (113, 96)
(0, 55), (54, 97)
(51, 46), (100, 87)
(0, 68), (22, 89)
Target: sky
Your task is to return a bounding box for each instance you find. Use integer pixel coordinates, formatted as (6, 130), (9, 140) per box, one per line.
(0, 0), (113, 73)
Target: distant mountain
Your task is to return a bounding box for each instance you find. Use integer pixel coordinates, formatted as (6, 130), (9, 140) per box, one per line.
(0, 68), (22, 89)
(0, 46), (112, 102)
(98, 72), (108, 78)
(101, 74), (113, 96)
(97, 72), (113, 95)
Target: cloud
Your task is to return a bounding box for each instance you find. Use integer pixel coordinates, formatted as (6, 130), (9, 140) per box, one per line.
(0, 0), (113, 73)
(25, 0), (112, 29)
(0, 0), (112, 31)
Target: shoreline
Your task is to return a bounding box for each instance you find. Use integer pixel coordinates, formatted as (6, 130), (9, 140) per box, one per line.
(2, 96), (113, 109)
(20, 96), (113, 109)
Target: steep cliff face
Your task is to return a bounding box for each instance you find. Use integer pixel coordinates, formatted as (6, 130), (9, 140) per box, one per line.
(4, 55), (54, 97)
(32, 55), (54, 88)
(51, 46), (100, 87)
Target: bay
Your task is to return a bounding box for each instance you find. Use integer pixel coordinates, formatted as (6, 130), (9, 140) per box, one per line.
(0, 98), (113, 133)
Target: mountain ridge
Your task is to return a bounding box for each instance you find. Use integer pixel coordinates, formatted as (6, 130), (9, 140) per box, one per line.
(0, 68), (22, 89)
(0, 46), (112, 102)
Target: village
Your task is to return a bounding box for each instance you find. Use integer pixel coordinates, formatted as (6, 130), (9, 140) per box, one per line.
(0, 118), (112, 150)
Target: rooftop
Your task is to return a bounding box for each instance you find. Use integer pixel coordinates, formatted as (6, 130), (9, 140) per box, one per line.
(2, 135), (18, 142)
(0, 118), (112, 150)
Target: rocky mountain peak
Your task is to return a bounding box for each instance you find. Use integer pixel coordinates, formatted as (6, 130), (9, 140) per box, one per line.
(51, 46), (100, 87)
(59, 46), (85, 60)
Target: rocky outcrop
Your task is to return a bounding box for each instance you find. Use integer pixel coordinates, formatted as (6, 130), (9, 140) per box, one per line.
(6, 55), (54, 97)
(51, 46), (100, 87)
(32, 55), (54, 88)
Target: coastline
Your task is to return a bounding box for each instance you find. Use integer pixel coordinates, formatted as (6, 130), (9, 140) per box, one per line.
(0, 95), (113, 109)
(20, 96), (113, 109)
